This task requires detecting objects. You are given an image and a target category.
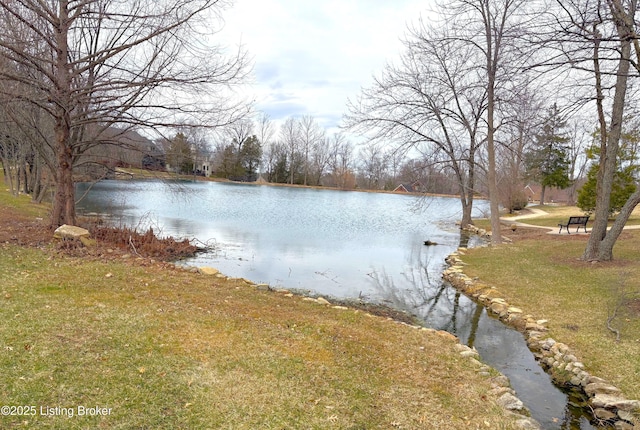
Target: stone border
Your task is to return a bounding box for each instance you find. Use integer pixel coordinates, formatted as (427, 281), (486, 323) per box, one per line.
(192, 264), (542, 429)
(443, 235), (640, 429)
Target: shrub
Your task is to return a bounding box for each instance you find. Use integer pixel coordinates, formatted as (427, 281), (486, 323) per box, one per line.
(503, 190), (529, 213)
(90, 225), (198, 260)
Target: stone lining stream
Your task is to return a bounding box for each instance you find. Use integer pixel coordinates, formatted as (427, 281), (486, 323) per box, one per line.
(442, 226), (639, 429)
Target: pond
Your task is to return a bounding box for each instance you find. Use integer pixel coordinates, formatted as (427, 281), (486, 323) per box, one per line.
(76, 179), (600, 429)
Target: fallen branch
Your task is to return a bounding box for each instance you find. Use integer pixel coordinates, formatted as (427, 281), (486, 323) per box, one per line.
(606, 271), (628, 343)
(606, 306), (621, 343)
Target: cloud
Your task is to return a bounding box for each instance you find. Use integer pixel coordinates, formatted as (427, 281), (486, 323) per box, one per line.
(221, 0), (430, 132)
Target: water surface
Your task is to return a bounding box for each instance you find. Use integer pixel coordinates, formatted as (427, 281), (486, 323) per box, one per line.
(76, 179), (599, 429)
(78, 180), (477, 302)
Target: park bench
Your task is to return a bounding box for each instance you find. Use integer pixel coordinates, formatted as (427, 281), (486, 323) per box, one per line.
(558, 216), (589, 234)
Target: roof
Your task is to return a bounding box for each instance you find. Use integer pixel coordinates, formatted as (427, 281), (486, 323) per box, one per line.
(393, 181), (421, 193)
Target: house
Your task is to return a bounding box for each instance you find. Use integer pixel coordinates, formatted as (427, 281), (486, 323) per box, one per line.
(393, 181), (421, 193)
(196, 157), (212, 177)
(524, 183), (580, 204)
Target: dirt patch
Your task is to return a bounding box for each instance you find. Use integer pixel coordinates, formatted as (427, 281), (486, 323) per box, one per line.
(627, 298), (640, 318)
(0, 207), (51, 247)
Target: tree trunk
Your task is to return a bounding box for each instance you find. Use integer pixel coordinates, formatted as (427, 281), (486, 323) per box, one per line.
(460, 196), (474, 228)
(483, 1), (501, 245)
(30, 154), (42, 203)
(33, 151), (49, 204)
(486, 131), (502, 244)
(583, 5), (632, 261)
(1, 151), (15, 195)
(50, 0), (76, 228)
(596, 189), (640, 261)
(540, 184), (546, 206)
(51, 0), (76, 228)
(15, 164), (22, 195)
(459, 163), (476, 228)
(51, 120), (76, 228)
(21, 161), (29, 194)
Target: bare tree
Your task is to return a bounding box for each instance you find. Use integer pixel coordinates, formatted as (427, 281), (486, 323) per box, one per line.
(496, 83), (544, 212)
(345, 17), (487, 228)
(224, 118), (255, 155)
(280, 116), (301, 184)
(584, 0), (640, 261)
(347, 0), (539, 234)
(306, 136), (330, 186)
(255, 112), (275, 181)
(327, 133), (355, 189)
(214, 117), (254, 178)
(565, 118), (591, 204)
(386, 149), (407, 189)
(0, 0), (250, 227)
(256, 113), (275, 153)
(446, 0), (536, 243)
(544, 0), (640, 261)
(298, 115), (325, 186)
(0, 33), (55, 201)
(263, 140), (288, 183)
(358, 142), (389, 190)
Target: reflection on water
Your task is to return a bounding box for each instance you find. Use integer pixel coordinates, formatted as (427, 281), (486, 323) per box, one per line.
(76, 179), (599, 429)
(367, 244), (598, 430)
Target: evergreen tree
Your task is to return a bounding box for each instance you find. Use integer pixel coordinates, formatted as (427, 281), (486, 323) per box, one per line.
(240, 136), (263, 181)
(524, 104), (571, 205)
(167, 133), (194, 175)
(577, 125), (639, 217)
(217, 135), (263, 181)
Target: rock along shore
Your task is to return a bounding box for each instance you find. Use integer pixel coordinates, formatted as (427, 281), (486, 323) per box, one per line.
(190, 264), (542, 429)
(443, 225), (640, 429)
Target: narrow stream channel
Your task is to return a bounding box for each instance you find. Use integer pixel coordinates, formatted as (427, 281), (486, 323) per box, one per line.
(367, 244), (601, 430)
(443, 297), (596, 430)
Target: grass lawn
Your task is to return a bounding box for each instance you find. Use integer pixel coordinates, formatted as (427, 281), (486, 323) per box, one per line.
(0, 183), (521, 429)
(0, 187), (49, 219)
(467, 208), (640, 402)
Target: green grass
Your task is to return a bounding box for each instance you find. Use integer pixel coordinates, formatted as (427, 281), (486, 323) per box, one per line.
(460, 229), (640, 401)
(0, 187), (48, 219)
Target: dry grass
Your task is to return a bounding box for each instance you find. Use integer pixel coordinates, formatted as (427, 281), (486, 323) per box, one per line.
(88, 224), (199, 259)
(465, 208), (640, 401)
(0, 245), (519, 429)
(0, 179), (521, 429)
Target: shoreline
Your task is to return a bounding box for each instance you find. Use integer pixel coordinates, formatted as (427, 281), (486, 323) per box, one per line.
(111, 167), (483, 200)
(445, 223), (640, 429)
(185, 262), (542, 430)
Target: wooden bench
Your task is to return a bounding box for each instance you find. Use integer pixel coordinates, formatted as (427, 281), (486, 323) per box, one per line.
(558, 216), (589, 234)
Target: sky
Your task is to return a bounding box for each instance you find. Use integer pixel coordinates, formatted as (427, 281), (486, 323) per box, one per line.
(220, 0), (433, 135)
